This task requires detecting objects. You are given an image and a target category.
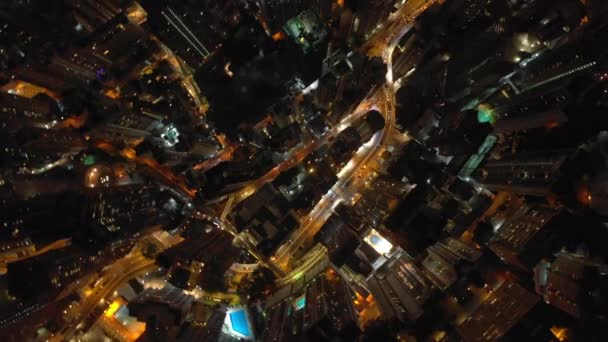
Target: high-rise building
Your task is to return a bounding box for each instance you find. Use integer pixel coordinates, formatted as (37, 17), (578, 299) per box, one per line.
(232, 183), (298, 257)
(434, 237), (483, 263)
(178, 306), (227, 341)
(90, 110), (164, 146)
(262, 272), (358, 341)
(349, 0), (400, 44)
(283, 9), (328, 53)
(425, 120), (494, 157)
(586, 0), (608, 22)
(128, 287), (194, 341)
(351, 176), (410, 227)
(8, 13), (146, 92)
(489, 205), (561, 269)
(0, 295), (74, 342)
(143, 1), (242, 69)
(492, 110), (568, 135)
(0, 2), (81, 71)
(552, 131), (608, 216)
(421, 250), (457, 292)
(256, 0), (334, 31)
(366, 251), (431, 321)
(0, 192), (84, 250)
(16, 128), (87, 154)
(534, 252), (608, 318)
(158, 228), (238, 291)
(314, 214), (360, 267)
(422, 237), (482, 290)
(68, 0), (122, 33)
(478, 85), (573, 125)
(475, 149), (573, 196)
(85, 185), (181, 244)
(509, 42), (601, 96)
(0, 92), (54, 118)
(457, 280), (540, 342)
(6, 245), (108, 305)
(61, 14), (146, 79)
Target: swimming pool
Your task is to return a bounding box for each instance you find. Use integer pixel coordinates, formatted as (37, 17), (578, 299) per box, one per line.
(229, 309), (252, 338)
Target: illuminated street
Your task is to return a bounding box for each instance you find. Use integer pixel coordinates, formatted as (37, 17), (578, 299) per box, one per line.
(1, 1), (607, 341)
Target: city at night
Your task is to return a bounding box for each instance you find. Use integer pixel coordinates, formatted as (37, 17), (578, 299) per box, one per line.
(0, 0), (607, 341)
